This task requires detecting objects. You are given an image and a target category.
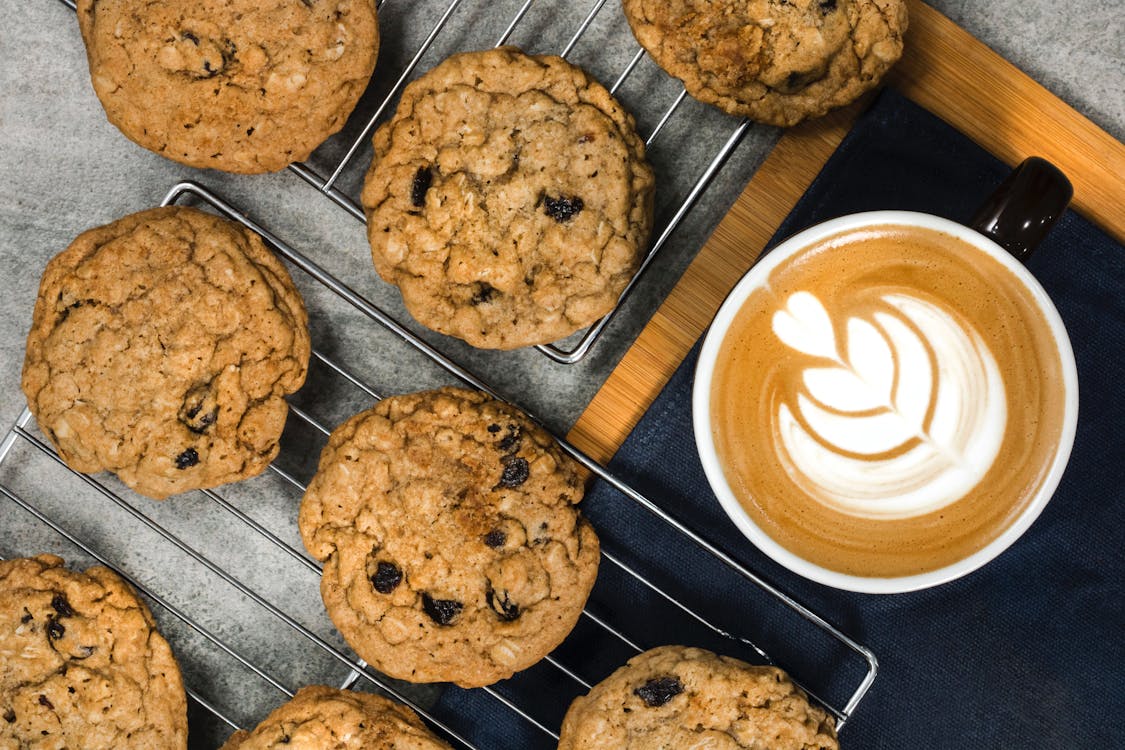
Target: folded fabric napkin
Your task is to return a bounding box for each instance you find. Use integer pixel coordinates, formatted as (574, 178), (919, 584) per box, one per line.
(437, 88), (1124, 748)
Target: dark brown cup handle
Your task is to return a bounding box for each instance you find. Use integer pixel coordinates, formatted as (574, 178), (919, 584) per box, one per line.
(969, 156), (1073, 262)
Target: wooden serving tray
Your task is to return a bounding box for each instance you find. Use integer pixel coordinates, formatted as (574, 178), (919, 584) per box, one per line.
(569, 0), (1125, 462)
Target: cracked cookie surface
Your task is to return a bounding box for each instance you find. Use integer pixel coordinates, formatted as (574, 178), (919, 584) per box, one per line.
(361, 47), (655, 350)
(299, 387), (599, 687)
(559, 646), (839, 749)
(0, 555), (187, 750)
(623, 0), (907, 126)
(22, 205), (310, 500)
(77, 0), (379, 173)
(220, 685), (451, 749)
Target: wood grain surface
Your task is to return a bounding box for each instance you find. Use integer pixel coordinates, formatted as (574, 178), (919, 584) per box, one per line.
(567, 0), (1125, 463)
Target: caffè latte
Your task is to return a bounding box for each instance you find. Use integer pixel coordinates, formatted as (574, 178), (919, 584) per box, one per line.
(707, 223), (1069, 578)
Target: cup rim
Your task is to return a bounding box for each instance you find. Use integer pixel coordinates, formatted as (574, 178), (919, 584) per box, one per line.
(692, 211), (1079, 594)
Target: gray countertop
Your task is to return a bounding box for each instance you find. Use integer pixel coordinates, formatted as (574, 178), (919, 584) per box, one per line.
(1, 1), (1122, 746)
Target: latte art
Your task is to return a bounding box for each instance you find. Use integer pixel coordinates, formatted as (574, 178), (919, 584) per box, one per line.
(708, 223), (1068, 578)
(771, 291), (1006, 520)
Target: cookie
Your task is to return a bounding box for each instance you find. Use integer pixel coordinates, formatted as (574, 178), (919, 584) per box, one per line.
(360, 47), (655, 350)
(0, 554), (188, 749)
(298, 387), (600, 687)
(558, 645), (839, 749)
(220, 685), (451, 749)
(623, 0), (908, 126)
(22, 205), (310, 500)
(77, 0), (379, 173)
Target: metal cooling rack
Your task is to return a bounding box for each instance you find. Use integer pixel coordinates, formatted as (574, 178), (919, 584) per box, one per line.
(8, 0), (877, 746)
(1, 178), (876, 747)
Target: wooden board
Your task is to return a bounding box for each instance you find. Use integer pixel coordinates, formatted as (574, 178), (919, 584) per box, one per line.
(568, 0), (1125, 463)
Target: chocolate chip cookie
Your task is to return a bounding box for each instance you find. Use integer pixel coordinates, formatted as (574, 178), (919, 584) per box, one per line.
(558, 646), (839, 749)
(0, 555), (188, 749)
(22, 206), (310, 500)
(623, 0), (908, 126)
(220, 685), (451, 749)
(77, 0), (379, 173)
(298, 387), (600, 687)
(361, 47), (655, 350)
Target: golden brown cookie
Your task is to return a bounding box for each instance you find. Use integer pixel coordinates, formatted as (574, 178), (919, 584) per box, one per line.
(361, 47), (655, 350)
(558, 646), (839, 749)
(220, 685), (451, 749)
(623, 0), (907, 126)
(298, 387), (600, 687)
(22, 205), (310, 500)
(77, 0), (380, 173)
(0, 555), (188, 750)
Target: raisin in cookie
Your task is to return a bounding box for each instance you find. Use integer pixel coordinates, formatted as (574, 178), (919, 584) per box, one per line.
(77, 0), (379, 173)
(299, 387), (600, 687)
(361, 47), (655, 350)
(220, 685), (451, 749)
(623, 0), (907, 126)
(0, 555), (188, 750)
(558, 646), (839, 749)
(22, 206), (310, 500)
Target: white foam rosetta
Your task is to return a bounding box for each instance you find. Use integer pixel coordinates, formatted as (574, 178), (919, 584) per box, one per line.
(771, 291), (1006, 520)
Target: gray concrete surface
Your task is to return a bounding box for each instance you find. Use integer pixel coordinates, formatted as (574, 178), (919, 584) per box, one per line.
(1, 0), (1121, 747)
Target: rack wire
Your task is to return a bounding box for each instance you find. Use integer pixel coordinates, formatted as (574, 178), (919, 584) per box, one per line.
(10, 0), (879, 746)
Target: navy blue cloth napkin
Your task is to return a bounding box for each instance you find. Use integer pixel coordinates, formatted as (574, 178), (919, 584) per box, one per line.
(436, 89), (1124, 748)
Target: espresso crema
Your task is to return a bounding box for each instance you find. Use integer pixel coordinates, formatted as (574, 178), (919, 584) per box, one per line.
(710, 225), (1067, 577)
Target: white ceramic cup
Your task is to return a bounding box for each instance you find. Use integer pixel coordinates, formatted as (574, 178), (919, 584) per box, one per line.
(692, 171), (1079, 594)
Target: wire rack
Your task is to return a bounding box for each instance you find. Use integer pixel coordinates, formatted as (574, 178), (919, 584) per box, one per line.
(5, 0), (878, 746)
(1, 178), (876, 747)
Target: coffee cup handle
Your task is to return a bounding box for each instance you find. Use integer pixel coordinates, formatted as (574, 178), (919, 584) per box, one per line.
(969, 156), (1073, 262)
